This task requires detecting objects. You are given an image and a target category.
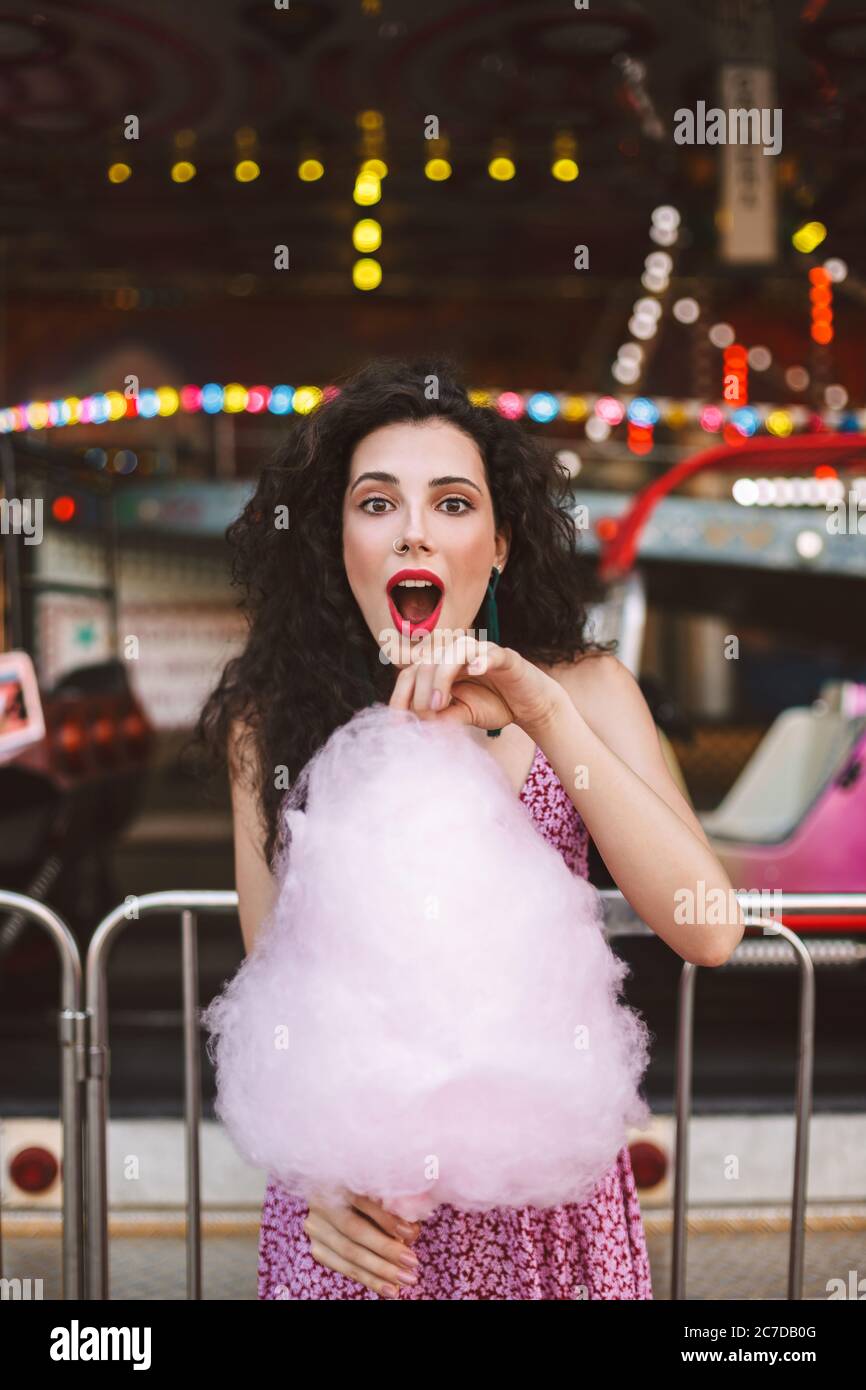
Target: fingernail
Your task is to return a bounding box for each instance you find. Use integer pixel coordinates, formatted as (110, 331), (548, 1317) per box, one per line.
(430, 689), (443, 710)
(396, 1221), (416, 1239)
(380, 1284), (400, 1299)
(398, 1250), (419, 1269)
(397, 1270), (418, 1285)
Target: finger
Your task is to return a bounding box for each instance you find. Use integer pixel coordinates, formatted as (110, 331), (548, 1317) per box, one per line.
(467, 638), (500, 675)
(408, 630), (436, 664)
(428, 632), (476, 710)
(315, 1199), (419, 1269)
(350, 1193), (421, 1244)
(409, 628), (467, 664)
(388, 661), (419, 711)
(310, 1212), (420, 1288)
(411, 657), (437, 712)
(308, 1237), (406, 1299)
(390, 661), (443, 721)
(409, 633), (448, 702)
(318, 1227), (419, 1290)
(434, 693), (473, 725)
(306, 1202), (418, 1270)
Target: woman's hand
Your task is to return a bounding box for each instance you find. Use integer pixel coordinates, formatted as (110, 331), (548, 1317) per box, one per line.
(304, 1191), (422, 1298)
(390, 630), (565, 737)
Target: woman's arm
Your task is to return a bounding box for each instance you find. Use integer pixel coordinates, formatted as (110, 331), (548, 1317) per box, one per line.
(228, 718), (278, 956)
(530, 653), (746, 968)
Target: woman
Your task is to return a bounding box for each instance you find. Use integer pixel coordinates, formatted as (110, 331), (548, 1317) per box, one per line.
(192, 355), (744, 1300)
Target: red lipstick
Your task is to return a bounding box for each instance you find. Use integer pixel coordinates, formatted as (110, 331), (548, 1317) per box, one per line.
(386, 568), (445, 635)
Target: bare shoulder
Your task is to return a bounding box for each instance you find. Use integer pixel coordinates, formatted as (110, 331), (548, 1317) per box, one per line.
(542, 650), (710, 842)
(544, 650), (639, 713)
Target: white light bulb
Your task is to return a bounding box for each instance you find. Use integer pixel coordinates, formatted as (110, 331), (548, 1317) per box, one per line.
(645, 251), (673, 275)
(748, 346), (772, 371)
(823, 258), (848, 284)
(651, 205), (680, 230)
(709, 322), (735, 348)
(649, 224), (678, 246)
(673, 297), (700, 324)
(612, 359), (640, 384)
(785, 366), (810, 391)
(585, 416), (611, 442)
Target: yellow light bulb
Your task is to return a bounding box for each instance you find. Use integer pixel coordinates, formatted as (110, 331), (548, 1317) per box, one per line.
(352, 258), (382, 291)
(766, 409), (793, 437)
(108, 163), (132, 184)
(293, 386), (323, 414)
(488, 156), (515, 181)
(235, 160), (260, 183)
(298, 159), (324, 181)
(353, 219), (382, 253)
(425, 158), (451, 181)
(354, 173), (381, 205)
(561, 395), (588, 422)
(171, 161), (196, 183)
(223, 384), (249, 413)
(105, 392), (127, 421)
(792, 221), (827, 254)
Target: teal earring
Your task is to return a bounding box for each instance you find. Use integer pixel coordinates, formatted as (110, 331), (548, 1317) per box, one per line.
(485, 565), (502, 739)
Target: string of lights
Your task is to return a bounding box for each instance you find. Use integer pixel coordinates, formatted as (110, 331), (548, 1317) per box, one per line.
(2, 383), (863, 436)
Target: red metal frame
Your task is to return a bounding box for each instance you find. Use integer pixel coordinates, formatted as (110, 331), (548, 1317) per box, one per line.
(597, 434), (866, 580)
(594, 433), (866, 928)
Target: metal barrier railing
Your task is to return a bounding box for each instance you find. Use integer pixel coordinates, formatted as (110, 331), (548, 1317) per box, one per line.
(0, 889), (86, 1298)
(85, 890), (238, 1301)
(672, 914), (814, 1302)
(7, 885), (862, 1299)
(671, 893), (866, 1300)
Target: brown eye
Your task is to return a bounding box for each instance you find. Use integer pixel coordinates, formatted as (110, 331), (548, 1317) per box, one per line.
(438, 496), (474, 514)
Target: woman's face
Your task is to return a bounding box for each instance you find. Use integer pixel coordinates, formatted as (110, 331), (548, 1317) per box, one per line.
(342, 418), (509, 666)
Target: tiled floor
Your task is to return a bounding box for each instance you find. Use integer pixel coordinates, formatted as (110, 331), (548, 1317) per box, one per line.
(646, 1227), (864, 1301)
(3, 1220), (864, 1300)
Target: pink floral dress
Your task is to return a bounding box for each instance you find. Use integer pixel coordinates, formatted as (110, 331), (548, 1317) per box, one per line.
(257, 743), (653, 1300)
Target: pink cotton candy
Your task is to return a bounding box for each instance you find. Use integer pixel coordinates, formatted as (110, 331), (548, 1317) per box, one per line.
(202, 703), (651, 1222)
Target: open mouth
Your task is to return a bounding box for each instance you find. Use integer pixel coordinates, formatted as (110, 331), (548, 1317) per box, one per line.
(386, 568), (445, 634)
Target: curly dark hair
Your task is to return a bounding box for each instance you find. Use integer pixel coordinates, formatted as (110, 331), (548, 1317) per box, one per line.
(186, 355), (615, 871)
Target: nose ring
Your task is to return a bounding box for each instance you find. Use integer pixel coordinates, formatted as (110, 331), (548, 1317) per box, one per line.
(393, 537), (409, 554)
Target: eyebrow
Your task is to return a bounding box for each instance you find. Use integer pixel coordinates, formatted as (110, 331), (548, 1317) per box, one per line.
(349, 471), (483, 496)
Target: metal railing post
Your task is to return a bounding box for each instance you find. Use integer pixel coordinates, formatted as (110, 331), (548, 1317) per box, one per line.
(672, 957), (697, 1301)
(182, 908), (202, 1300)
(673, 910), (817, 1300)
(0, 890), (85, 1298)
(85, 890), (238, 1300)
